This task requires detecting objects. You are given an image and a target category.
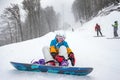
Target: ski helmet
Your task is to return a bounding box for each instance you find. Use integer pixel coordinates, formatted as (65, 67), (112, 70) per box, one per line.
(115, 21), (118, 23)
(55, 30), (66, 40)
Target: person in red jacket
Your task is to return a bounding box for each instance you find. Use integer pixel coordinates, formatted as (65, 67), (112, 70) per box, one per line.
(95, 23), (103, 36)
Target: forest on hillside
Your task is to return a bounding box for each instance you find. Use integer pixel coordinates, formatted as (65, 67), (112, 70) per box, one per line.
(72, 0), (120, 24)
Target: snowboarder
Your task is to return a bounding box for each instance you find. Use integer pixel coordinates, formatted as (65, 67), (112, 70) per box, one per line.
(112, 21), (119, 37)
(42, 31), (75, 66)
(95, 23), (103, 36)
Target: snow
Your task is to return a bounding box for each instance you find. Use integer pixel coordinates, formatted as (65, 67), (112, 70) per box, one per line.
(0, 9), (120, 80)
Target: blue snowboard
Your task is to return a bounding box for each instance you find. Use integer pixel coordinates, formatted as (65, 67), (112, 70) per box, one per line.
(10, 62), (93, 76)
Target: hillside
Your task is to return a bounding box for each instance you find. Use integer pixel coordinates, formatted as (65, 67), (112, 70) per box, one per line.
(0, 5), (120, 80)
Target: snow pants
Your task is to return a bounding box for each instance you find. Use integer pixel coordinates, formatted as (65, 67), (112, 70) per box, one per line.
(113, 27), (118, 37)
(42, 46), (68, 62)
(97, 30), (103, 36)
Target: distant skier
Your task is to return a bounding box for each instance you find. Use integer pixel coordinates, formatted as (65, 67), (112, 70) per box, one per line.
(95, 23), (103, 37)
(42, 31), (75, 66)
(72, 28), (74, 32)
(112, 21), (119, 37)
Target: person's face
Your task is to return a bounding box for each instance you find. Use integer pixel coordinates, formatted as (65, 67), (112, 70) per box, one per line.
(56, 36), (65, 43)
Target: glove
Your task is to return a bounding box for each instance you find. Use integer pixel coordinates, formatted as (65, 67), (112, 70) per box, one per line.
(51, 52), (65, 63)
(68, 52), (75, 66)
(55, 55), (65, 63)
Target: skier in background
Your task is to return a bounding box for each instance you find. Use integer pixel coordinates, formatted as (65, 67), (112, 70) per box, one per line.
(42, 31), (75, 66)
(112, 21), (119, 37)
(95, 23), (103, 37)
(72, 28), (74, 32)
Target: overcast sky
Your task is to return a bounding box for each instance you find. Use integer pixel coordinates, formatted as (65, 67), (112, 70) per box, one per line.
(0, 0), (75, 25)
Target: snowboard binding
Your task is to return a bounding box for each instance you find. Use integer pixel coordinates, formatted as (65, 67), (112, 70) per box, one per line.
(31, 59), (45, 65)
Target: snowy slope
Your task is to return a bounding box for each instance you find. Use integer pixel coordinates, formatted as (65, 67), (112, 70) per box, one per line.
(0, 10), (120, 80)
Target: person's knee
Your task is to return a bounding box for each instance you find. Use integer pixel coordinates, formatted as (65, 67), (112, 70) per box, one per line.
(42, 46), (49, 51)
(59, 46), (67, 58)
(60, 46), (66, 50)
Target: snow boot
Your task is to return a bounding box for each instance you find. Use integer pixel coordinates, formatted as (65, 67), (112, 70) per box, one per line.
(32, 59), (45, 65)
(60, 60), (69, 66)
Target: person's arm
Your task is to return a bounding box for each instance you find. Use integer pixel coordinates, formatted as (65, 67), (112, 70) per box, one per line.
(50, 40), (57, 54)
(95, 26), (97, 31)
(64, 41), (76, 66)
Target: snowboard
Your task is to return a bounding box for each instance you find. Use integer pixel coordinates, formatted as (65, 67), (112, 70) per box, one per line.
(10, 61), (93, 76)
(107, 37), (120, 39)
(93, 35), (105, 37)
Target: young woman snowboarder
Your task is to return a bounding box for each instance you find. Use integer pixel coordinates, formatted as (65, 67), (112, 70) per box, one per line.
(32, 31), (75, 67)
